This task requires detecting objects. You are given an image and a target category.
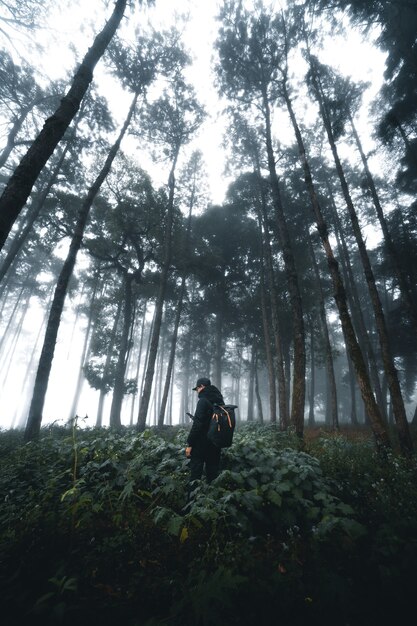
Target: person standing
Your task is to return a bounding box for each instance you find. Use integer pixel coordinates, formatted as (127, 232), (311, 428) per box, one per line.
(185, 377), (224, 484)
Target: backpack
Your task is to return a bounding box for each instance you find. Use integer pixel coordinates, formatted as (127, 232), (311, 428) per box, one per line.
(207, 404), (237, 448)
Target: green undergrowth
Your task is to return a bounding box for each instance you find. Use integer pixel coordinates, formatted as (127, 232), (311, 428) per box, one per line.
(0, 422), (416, 626)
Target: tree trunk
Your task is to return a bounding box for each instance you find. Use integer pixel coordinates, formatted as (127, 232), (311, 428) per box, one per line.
(158, 276), (187, 427)
(0, 93), (64, 170)
(0, 281), (28, 356)
(68, 273), (99, 419)
(168, 359), (175, 425)
(0, 295), (29, 390)
(155, 319), (167, 425)
(312, 71), (413, 454)
(137, 149), (179, 430)
(254, 356), (264, 424)
(24, 93), (138, 441)
(235, 343), (242, 408)
(247, 339), (256, 422)
(96, 298), (122, 428)
(109, 273), (135, 429)
(130, 300), (147, 426)
(0, 104), (33, 170)
(350, 114), (417, 333)
(283, 85), (391, 452)
(0, 0), (128, 251)
(262, 88), (306, 435)
(158, 167), (197, 426)
(327, 181), (387, 419)
(308, 317), (316, 428)
(255, 172), (289, 428)
(0, 142), (69, 284)
(260, 241), (277, 422)
(347, 352), (359, 426)
(14, 286), (54, 429)
(307, 228), (339, 429)
(213, 307), (223, 389)
(180, 325), (193, 424)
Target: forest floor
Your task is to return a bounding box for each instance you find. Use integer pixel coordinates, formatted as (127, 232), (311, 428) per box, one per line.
(0, 421), (416, 626)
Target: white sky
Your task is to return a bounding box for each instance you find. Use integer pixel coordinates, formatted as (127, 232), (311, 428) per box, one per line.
(1, 0), (404, 430)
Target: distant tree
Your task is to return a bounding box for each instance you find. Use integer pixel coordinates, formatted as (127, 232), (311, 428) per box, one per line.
(225, 114), (289, 427)
(67, 266), (102, 421)
(24, 24), (182, 440)
(84, 288), (123, 427)
(24, 93), (139, 441)
(157, 150), (206, 427)
(216, 1), (306, 436)
(86, 166), (162, 428)
(137, 76), (205, 430)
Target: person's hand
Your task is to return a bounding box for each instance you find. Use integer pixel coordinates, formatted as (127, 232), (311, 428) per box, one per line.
(185, 446), (192, 458)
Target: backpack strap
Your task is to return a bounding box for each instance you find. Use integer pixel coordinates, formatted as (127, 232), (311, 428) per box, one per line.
(218, 405), (233, 428)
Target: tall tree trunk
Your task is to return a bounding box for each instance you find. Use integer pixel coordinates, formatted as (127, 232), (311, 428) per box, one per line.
(168, 359), (175, 425)
(0, 143), (69, 284)
(327, 181), (386, 419)
(255, 172), (289, 428)
(0, 94), (62, 170)
(0, 104), (33, 170)
(109, 273), (135, 429)
(262, 88), (306, 435)
(254, 355), (264, 424)
(158, 176), (196, 427)
(158, 276), (187, 427)
(235, 343), (242, 408)
(260, 240), (277, 422)
(130, 300), (147, 426)
(350, 114), (417, 332)
(282, 85), (391, 452)
(307, 229), (339, 429)
(180, 325), (193, 424)
(213, 307), (223, 389)
(13, 286), (54, 429)
(247, 339), (256, 422)
(0, 295), (29, 390)
(308, 317), (316, 428)
(346, 352), (359, 426)
(137, 150), (179, 430)
(311, 70), (412, 454)
(0, 0), (128, 251)
(96, 298), (122, 428)
(24, 93), (138, 441)
(155, 320), (166, 425)
(68, 272), (100, 419)
(0, 281), (28, 356)
(138, 304), (156, 417)
(0, 268), (13, 317)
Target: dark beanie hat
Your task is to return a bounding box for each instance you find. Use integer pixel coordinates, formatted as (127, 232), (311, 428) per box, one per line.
(192, 377), (211, 390)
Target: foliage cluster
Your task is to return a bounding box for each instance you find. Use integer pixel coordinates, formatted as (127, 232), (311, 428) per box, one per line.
(0, 423), (416, 626)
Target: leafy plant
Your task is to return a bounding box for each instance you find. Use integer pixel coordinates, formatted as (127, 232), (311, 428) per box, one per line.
(0, 423), (415, 625)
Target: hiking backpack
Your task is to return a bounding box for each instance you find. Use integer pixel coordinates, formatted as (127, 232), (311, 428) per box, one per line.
(207, 404), (237, 448)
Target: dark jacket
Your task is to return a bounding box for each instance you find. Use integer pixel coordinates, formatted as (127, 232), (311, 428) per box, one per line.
(187, 385), (224, 450)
